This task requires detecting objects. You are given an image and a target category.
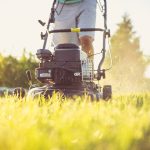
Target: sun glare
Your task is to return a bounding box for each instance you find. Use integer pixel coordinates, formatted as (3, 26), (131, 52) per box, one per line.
(145, 65), (150, 78)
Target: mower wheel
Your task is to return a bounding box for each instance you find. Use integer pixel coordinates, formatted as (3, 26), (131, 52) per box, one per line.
(13, 87), (26, 98)
(103, 85), (112, 100)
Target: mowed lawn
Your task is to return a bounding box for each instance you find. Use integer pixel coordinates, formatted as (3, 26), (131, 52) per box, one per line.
(0, 93), (150, 150)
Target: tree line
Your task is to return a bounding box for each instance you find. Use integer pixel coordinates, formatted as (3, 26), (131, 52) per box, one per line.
(0, 50), (37, 88)
(104, 15), (150, 92)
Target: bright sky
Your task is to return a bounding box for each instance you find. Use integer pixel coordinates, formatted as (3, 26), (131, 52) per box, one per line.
(0, 0), (150, 57)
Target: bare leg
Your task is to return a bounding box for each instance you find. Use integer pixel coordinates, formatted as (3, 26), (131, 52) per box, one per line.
(80, 35), (94, 78)
(79, 35), (94, 59)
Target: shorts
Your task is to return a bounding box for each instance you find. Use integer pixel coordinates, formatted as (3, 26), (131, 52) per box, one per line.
(52, 0), (97, 46)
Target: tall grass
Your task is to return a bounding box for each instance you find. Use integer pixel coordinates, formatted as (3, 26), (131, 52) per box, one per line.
(0, 93), (150, 150)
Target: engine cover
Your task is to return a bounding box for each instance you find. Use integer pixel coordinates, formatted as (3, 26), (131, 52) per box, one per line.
(35, 43), (94, 85)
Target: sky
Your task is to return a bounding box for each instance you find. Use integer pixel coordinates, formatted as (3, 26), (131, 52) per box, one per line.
(0, 0), (150, 58)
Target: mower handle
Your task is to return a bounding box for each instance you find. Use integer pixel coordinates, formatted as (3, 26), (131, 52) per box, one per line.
(49, 28), (106, 34)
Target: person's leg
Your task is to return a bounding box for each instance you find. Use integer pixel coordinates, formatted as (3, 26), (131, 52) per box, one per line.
(79, 35), (94, 80)
(79, 35), (94, 58)
(53, 19), (79, 46)
(78, 0), (97, 58)
(53, 3), (80, 46)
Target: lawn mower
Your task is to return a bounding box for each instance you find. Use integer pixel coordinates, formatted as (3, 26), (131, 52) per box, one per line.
(14, 0), (112, 100)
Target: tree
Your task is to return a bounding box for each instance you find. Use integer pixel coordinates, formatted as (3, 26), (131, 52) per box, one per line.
(108, 15), (147, 92)
(0, 55), (18, 87)
(0, 50), (37, 88)
(16, 49), (38, 87)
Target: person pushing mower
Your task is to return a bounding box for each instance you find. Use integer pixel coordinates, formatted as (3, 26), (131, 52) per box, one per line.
(53, 0), (97, 58)
(13, 0), (112, 100)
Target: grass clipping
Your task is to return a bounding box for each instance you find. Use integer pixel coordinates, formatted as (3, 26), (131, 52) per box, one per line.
(0, 93), (150, 150)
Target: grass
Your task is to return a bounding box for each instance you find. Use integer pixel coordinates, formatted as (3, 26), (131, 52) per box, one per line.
(0, 93), (150, 150)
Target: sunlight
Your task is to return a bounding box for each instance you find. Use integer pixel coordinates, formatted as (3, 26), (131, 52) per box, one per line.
(145, 65), (150, 78)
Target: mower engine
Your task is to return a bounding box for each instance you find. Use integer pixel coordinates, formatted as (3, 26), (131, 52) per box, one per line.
(36, 43), (93, 84)
(27, 43), (103, 100)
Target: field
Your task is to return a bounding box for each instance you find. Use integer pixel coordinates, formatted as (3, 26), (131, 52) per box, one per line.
(0, 93), (150, 150)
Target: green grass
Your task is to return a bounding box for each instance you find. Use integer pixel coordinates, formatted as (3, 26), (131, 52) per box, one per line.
(0, 93), (150, 150)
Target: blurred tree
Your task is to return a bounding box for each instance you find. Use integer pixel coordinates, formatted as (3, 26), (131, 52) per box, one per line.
(0, 49), (37, 88)
(17, 49), (38, 87)
(107, 15), (147, 92)
(0, 55), (18, 87)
